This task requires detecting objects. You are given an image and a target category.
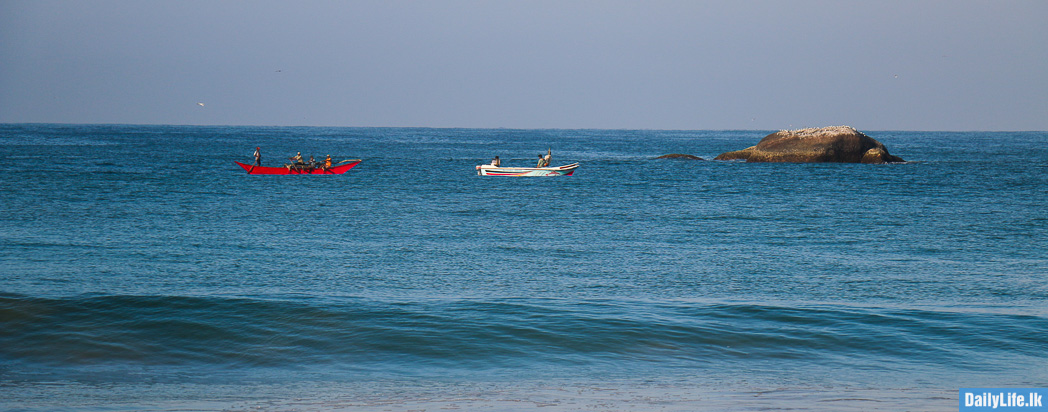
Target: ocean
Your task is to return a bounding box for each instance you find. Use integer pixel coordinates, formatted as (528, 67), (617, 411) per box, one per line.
(1, 124), (1046, 411)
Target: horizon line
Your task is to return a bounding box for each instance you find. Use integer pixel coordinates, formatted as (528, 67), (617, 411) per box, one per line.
(2, 121), (1045, 134)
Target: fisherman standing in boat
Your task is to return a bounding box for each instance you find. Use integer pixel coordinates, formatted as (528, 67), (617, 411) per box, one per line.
(491, 156), (501, 167)
(253, 147), (261, 166)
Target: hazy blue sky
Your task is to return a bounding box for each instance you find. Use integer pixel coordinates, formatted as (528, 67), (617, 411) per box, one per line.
(1, 0), (1045, 130)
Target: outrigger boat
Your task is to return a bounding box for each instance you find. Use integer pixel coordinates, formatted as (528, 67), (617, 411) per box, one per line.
(235, 160), (361, 175)
(476, 162), (579, 176)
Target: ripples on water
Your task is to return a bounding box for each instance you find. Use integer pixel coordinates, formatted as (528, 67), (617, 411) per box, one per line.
(1, 125), (1046, 410)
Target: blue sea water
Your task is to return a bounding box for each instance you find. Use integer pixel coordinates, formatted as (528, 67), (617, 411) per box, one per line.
(1, 124), (1046, 411)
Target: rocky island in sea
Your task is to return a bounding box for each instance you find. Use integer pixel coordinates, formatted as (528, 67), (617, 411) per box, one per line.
(715, 125), (904, 163)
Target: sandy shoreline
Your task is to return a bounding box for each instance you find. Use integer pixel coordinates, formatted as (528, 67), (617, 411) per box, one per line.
(2, 379), (956, 411)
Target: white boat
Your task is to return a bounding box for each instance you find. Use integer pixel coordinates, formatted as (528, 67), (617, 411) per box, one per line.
(476, 162), (579, 176)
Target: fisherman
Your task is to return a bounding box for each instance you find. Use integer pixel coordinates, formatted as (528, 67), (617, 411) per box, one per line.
(253, 147), (261, 166)
(491, 156), (501, 167)
(286, 152), (305, 171)
(308, 155), (317, 169)
(537, 148), (551, 167)
(324, 155), (332, 169)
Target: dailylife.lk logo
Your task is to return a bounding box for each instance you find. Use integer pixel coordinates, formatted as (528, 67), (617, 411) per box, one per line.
(960, 389), (1047, 411)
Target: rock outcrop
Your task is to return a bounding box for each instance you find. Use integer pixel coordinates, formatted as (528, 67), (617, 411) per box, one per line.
(714, 126), (903, 163)
(655, 153), (704, 160)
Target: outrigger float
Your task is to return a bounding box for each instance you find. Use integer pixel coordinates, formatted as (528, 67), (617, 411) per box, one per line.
(235, 160), (361, 175)
(476, 163), (579, 176)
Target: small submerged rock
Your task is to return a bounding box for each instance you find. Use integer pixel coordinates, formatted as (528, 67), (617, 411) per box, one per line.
(655, 153), (704, 160)
(714, 126), (903, 163)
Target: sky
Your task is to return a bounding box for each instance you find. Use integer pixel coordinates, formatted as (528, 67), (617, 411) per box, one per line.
(1, 0), (1046, 130)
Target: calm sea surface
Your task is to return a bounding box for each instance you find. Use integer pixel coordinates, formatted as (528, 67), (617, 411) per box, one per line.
(1, 124), (1046, 411)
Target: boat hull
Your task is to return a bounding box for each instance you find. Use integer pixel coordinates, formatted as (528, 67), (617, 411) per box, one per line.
(235, 161), (361, 175)
(476, 163), (579, 176)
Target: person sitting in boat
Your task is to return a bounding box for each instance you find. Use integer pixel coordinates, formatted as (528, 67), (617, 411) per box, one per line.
(286, 152), (305, 171)
(491, 156), (501, 167)
(308, 155), (317, 168)
(537, 149), (553, 167)
(324, 155), (332, 169)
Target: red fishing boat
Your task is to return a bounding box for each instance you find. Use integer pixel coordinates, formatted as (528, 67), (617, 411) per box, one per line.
(235, 160), (361, 175)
